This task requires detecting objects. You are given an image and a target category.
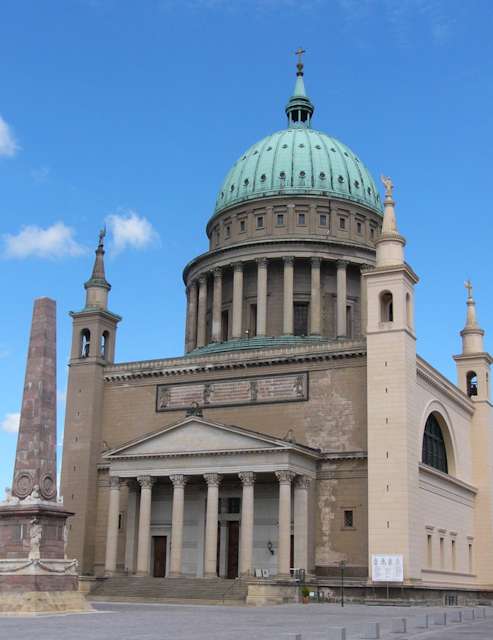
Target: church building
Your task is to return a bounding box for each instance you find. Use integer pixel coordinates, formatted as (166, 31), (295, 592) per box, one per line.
(60, 55), (493, 604)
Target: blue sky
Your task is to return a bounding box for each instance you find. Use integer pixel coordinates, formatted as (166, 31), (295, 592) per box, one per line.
(1, 0), (492, 491)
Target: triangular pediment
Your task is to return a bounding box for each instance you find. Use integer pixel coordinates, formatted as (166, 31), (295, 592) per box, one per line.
(104, 416), (294, 459)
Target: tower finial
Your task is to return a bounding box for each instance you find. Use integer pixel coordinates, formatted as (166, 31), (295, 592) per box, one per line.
(84, 227), (111, 309)
(460, 278), (485, 354)
(295, 47), (306, 76)
(98, 225), (106, 248)
(375, 175), (406, 267)
(286, 48), (314, 128)
(464, 279), (478, 329)
(380, 174), (398, 235)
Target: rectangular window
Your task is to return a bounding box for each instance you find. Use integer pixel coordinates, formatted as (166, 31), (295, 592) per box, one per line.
(319, 213), (328, 226)
(297, 212), (306, 225)
(427, 534), (433, 567)
(221, 309), (229, 342)
(343, 510), (354, 528)
(439, 537), (444, 569)
(451, 539), (456, 570)
(227, 497), (241, 514)
(357, 221), (362, 234)
(370, 227), (375, 239)
(118, 512), (125, 531)
(468, 543), (473, 573)
(225, 224), (231, 238)
(339, 217), (346, 230)
(249, 304), (257, 337)
(239, 219), (246, 233)
(256, 216), (264, 229)
(276, 213), (285, 226)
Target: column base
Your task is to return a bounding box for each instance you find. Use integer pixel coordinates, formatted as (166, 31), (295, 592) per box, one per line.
(135, 571), (150, 577)
(204, 572), (218, 578)
(169, 571), (183, 577)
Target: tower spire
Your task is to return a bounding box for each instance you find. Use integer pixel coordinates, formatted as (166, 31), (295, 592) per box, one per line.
(84, 227), (111, 310)
(460, 279), (485, 355)
(285, 48), (314, 128)
(375, 175), (406, 267)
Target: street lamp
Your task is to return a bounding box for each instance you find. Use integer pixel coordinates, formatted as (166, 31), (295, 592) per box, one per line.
(339, 560), (347, 607)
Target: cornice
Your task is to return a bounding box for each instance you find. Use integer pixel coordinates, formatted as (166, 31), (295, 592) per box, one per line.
(416, 355), (474, 415)
(103, 339), (367, 383)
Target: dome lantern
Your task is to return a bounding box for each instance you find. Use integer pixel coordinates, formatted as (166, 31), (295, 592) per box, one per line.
(285, 48), (314, 129)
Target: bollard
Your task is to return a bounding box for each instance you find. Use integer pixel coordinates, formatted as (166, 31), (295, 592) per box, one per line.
(448, 610), (462, 623)
(327, 628), (346, 640)
(416, 614), (429, 629)
(463, 609), (474, 621)
(390, 618), (407, 633)
(433, 612), (446, 626)
(361, 622), (380, 639)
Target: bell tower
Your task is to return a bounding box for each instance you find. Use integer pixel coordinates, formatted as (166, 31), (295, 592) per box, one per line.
(365, 177), (421, 582)
(453, 283), (493, 583)
(60, 229), (121, 574)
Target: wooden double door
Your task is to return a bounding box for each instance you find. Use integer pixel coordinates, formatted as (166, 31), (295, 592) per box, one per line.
(153, 536), (167, 577)
(217, 521), (240, 579)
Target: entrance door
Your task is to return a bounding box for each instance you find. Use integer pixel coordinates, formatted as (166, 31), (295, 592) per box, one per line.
(153, 536), (167, 577)
(227, 521), (240, 579)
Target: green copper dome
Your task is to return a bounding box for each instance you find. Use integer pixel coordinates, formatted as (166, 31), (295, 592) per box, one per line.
(213, 55), (382, 216)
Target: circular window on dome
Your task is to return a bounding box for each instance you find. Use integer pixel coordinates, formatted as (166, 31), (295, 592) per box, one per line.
(221, 191), (224, 199)
(331, 148), (337, 153)
(315, 145), (321, 150)
(242, 156), (246, 160)
(244, 178), (249, 186)
(299, 171), (306, 177)
(344, 152), (349, 157)
(260, 174), (266, 182)
(282, 144), (288, 149)
(298, 144), (305, 148)
(354, 180), (360, 189)
(319, 172), (326, 180)
(367, 187), (372, 195)
(280, 171), (286, 179)
(253, 150), (258, 155)
(267, 146), (272, 151)
(338, 175), (344, 183)
(230, 185), (235, 192)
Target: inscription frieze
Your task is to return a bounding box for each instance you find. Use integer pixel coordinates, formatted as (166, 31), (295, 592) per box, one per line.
(156, 372), (308, 412)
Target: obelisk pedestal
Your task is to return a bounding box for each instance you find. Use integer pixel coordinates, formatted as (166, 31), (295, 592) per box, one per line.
(0, 298), (90, 614)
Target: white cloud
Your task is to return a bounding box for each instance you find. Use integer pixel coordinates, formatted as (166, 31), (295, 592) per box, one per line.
(3, 222), (86, 260)
(1, 412), (20, 434)
(30, 166), (51, 183)
(0, 115), (19, 157)
(106, 211), (159, 255)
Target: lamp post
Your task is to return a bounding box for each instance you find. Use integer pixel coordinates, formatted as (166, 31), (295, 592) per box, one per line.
(339, 560), (346, 607)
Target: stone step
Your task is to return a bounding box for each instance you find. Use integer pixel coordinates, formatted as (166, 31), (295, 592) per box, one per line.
(90, 577), (248, 603)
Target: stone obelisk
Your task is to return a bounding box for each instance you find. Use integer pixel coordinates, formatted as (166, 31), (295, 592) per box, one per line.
(0, 298), (90, 614)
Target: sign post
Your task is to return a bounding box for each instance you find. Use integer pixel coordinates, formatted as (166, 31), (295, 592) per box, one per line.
(371, 554), (404, 599)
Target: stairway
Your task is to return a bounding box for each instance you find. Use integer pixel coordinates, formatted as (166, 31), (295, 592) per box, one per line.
(89, 576), (248, 604)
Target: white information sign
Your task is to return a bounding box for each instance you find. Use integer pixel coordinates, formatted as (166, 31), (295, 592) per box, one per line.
(371, 554), (404, 583)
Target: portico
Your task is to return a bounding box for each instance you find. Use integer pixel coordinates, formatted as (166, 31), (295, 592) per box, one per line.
(102, 416), (318, 579)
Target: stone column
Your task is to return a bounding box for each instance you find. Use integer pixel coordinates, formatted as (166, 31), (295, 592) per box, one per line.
(136, 475), (155, 576)
(238, 472), (255, 576)
(294, 476), (311, 572)
(211, 268), (223, 343)
(256, 258), (268, 337)
(336, 260), (348, 338)
(197, 274), (208, 348)
(169, 474), (187, 576)
(359, 264), (370, 336)
(203, 473), (222, 577)
(125, 480), (139, 574)
(232, 263), (244, 339)
(104, 476), (121, 575)
(186, 281), (198, 352)
(310, 257), (321, 335)
(283, 257), (294, 335)
(275, 470), (296, 576)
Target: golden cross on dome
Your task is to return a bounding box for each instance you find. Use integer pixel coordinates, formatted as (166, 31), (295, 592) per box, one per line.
(465, 279), (473, 299)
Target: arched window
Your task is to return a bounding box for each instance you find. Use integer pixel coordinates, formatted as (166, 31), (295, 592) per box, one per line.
(467, 371), (478, 397)
(380, 291), (394, 323)
(80, 329), (91, 358)
(422, 413), (448, 473)
(100, 331), (110, 359)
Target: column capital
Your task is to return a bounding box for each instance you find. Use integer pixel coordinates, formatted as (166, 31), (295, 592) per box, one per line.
(275, 470), (296, 485)
(170, 474), (188, 488)
(238, 471), (256, 486)
(256, 257), (268, 268)
(203, 472), (222, 487)
(198, 273), (207, 285)
(295, 475), (312, 490)
(187, 280), (198, 293)
(311, 257), (321, 268)
(109, 475), (121, 490)
(213, 266), (222, 279)
(336, 259), (349, 269)
(360, 263), (374, 273)
(137, 475), (155, 489)
(233, 262), (243, 273)
(283, 256), (295, 266)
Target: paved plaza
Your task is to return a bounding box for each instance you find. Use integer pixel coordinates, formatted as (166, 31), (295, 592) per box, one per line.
(1, 602), (493, 640)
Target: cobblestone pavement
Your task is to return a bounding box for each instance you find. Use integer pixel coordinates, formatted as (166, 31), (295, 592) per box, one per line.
(1, 601), (492, 640)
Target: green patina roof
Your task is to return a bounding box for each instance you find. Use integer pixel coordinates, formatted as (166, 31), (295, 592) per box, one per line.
(213, 60), (382, 217)
(188, 335), (330, 355)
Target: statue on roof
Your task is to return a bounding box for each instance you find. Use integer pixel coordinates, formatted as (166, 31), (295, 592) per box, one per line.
(381, 175), (394, 198)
